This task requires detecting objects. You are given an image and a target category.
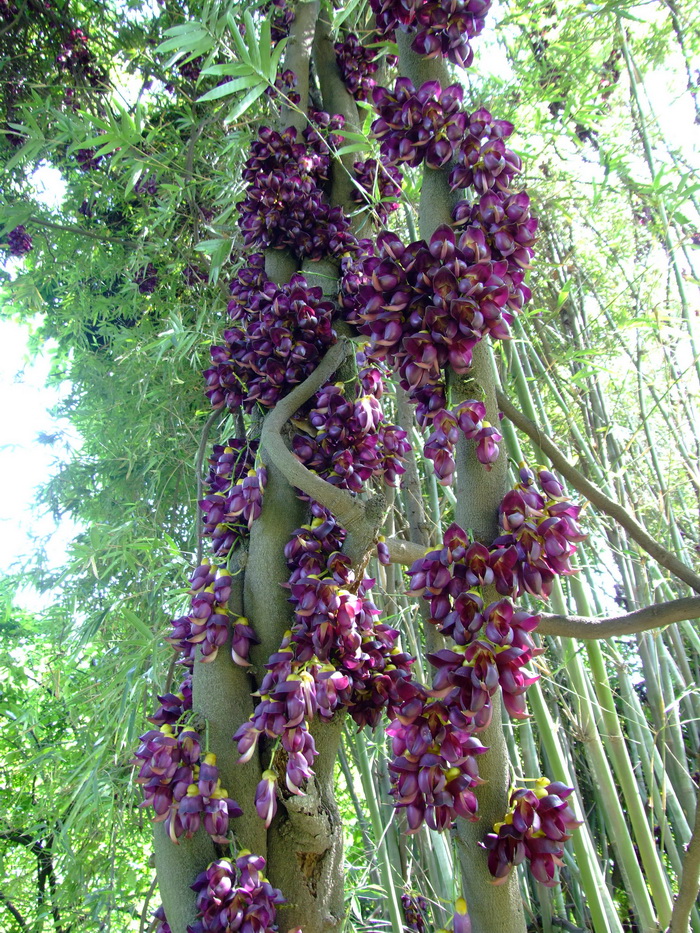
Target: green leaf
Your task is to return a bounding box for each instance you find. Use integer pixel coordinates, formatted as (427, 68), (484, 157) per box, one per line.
(196, 74), (261, 102)
(224, 82), (268, 123)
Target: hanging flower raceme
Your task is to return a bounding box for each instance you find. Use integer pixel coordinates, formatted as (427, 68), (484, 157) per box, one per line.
(206, 272), (338, 413)
(402, 892), (429, 933)
(199, 439), (266, 559)
(167, 561), (237, 665)
(56, 27), (105, 86)
(188, 854), (286, 933)
(370, 0), (492, 67)
(133, 725), (242, 845)
(234, 501), (415, 821)
(236, 117), (358, 260)
(291, 376), (410, 492)
(482, 778), (582, 886)
(387, 689), (487, 832)
(372, 79), (467, 169)
(335, 33), (380, 101)
(6, 224), (32, 256)
(134, 263), (158, 294)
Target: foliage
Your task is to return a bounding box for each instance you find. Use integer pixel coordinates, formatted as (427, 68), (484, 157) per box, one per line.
(1, 0), (699, 932)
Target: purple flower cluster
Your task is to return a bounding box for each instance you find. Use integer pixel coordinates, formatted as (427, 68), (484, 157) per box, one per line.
(291, 378), (410, 492)
(265, 69), (300, 106)
(154, 906), (171, 933)
(265, 0), (294, 45)
(234, 503), (414, 824)
(352, 159), (403, 224)
(167, 562), (236, 665)
(448, 109), (522, 193)
(340, 224), (527, 479)
(387, 692), (486, 831)
(490, 465), (586, 599)
(482, 779), (581, 886)
(334, 33), (379, 101)
(198, 440), (266, 559)
(184, 264), (209, 286)
(237, 120), (356, 260)
(453, 190), (537, 274)
(370, 0), (492, 67)
(401, 892), (428, 933)
(188, 854), (286, 933)
(427, 596), (542, 723)
(134, 173), (158, 196)
(6, 225), (32, 256)
(424, 401), (502, 484)
(372, 80), (467, 169)
(178, 55), (204, 82)
(133, 726), (242, 844)
(206, 271), (337, 412)
(75, 147), (102, 171)
(135, 263), (158, 294)
(56, 27), (104, 86)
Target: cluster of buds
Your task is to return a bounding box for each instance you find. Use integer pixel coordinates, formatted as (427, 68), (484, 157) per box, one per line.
(167, 562), (236, 666)
(134, 173), (158, 196)
(370, 0), (491, 67)
(265, 0), (295, 45)
(206, 273), (337, 412)
(237, 119), (356, 260)
(199, 440), (265, 559)
(352, 159), (403, 224)
(188, 854), (286, 933)
(372, 80), (467, 169)
(387, 691), (487, 831)
(402, 892), (428, 933)
(334, 33), (380, 101)
(6, 225), (32, 256)
(424, 400), (502, 484)
(292, 379), (410, 492)
(56, 27), (104, 86)
(482, 779), (581, 886)
(134, 263), (158, 294)
(133, 727), (242, 845)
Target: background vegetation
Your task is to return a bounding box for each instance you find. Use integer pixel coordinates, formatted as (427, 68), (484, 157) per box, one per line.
(1, 0), (699, 931)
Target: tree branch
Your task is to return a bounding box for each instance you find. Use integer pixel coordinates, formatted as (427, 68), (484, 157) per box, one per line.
(0, 892), (28, 932)
(669, 778), (700, 933)
(260, 338), (365, 535)
(539, 596), (700, 639)
(497, 390), (700, 594)
(28, 215), (134, 245)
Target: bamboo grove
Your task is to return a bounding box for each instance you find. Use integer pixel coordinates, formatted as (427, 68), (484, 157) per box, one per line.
(0, 1), (699, 932)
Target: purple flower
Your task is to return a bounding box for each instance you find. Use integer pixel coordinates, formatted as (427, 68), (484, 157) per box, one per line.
(6, 225), (32, 256)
